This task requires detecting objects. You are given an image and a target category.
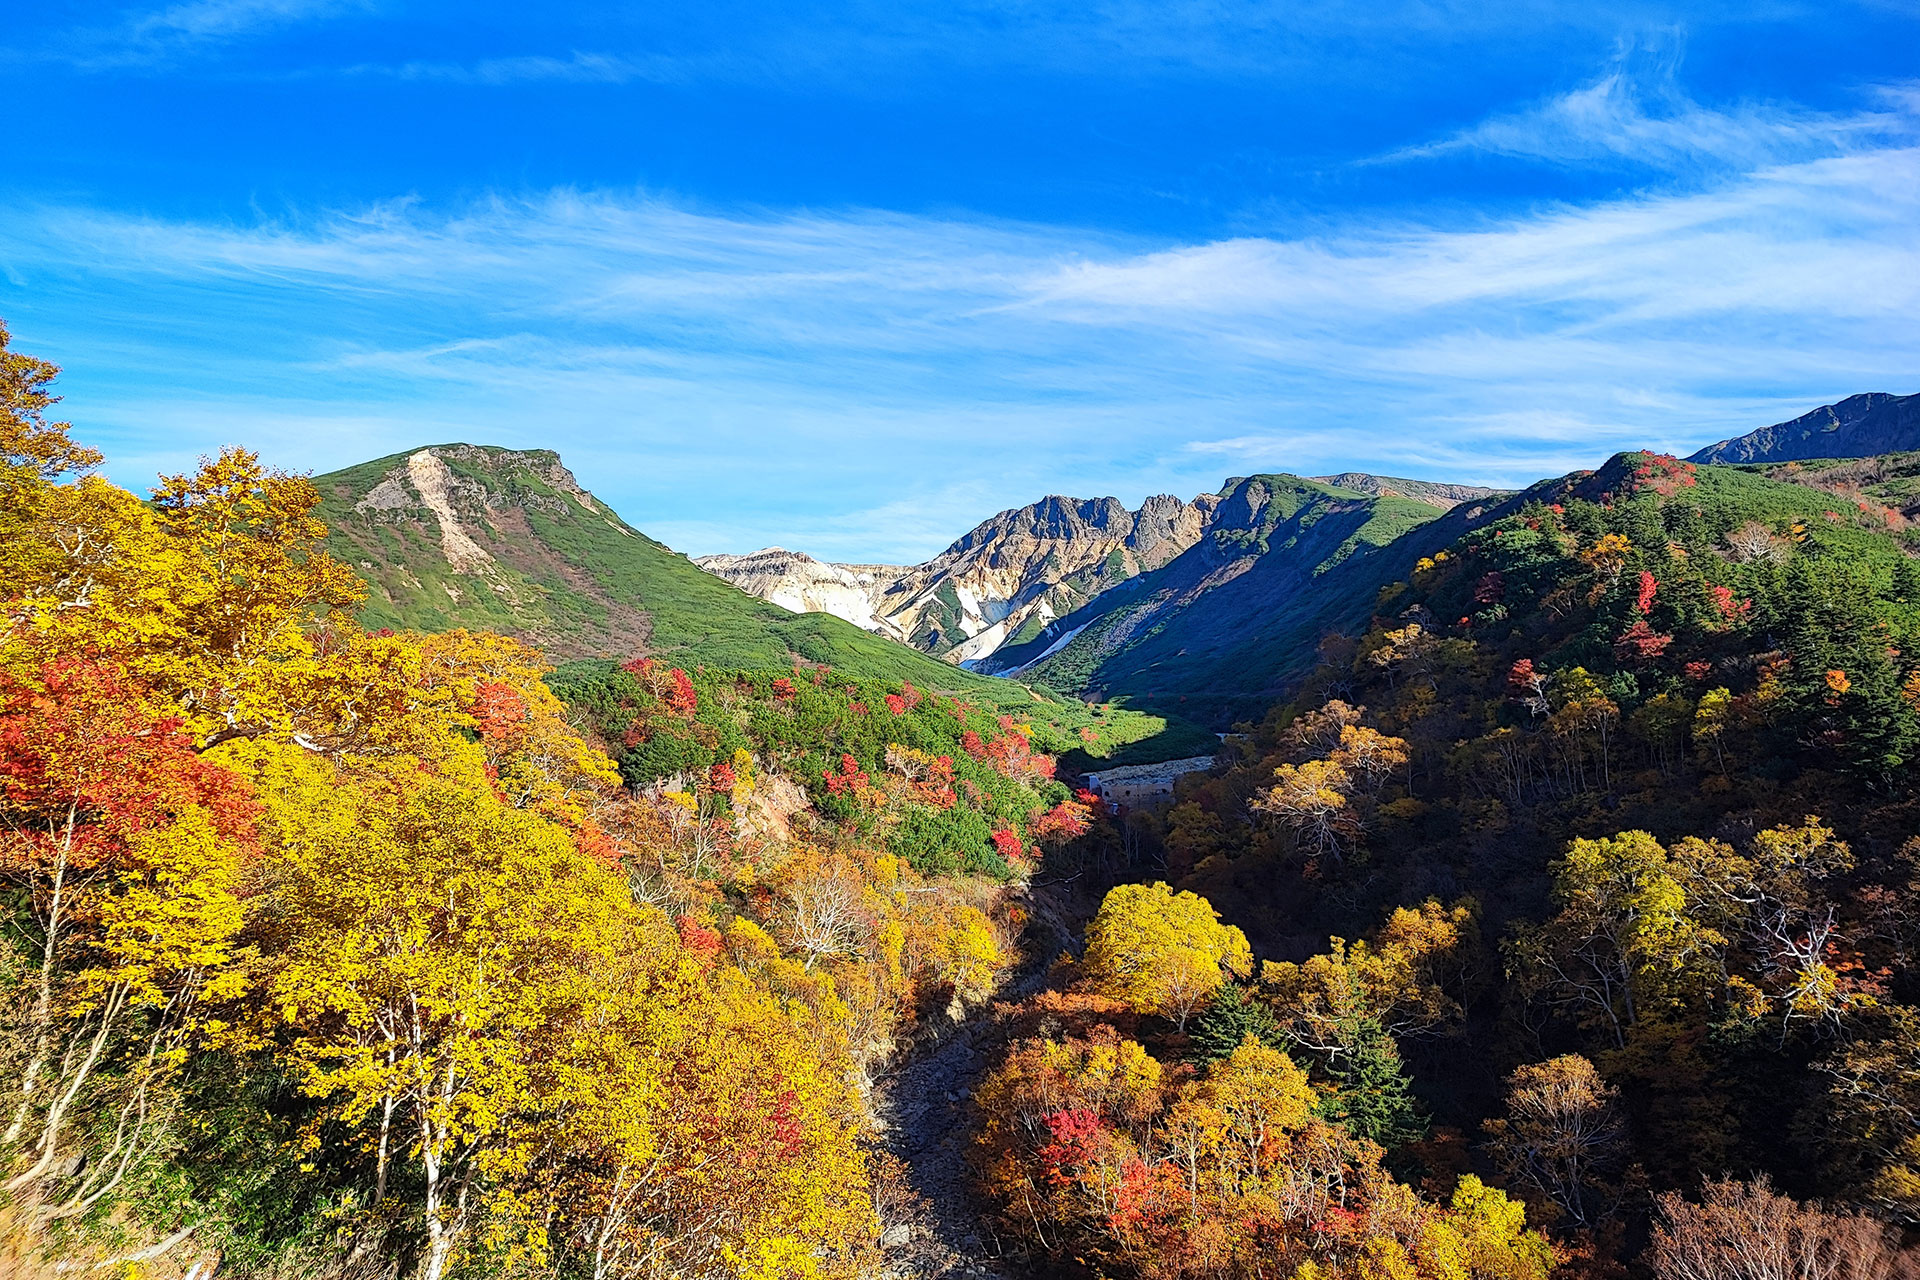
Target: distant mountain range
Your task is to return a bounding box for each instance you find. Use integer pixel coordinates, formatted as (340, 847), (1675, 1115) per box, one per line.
(988, 474), (1508, 723)
(698, 475), (1503, 674)
(698, 492), (1223, 666)
(1690, 392), (1920, 464)
(313, 393), (1919, 730)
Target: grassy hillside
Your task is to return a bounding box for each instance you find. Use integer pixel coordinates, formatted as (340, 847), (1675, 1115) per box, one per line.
(315, 445), (1216, 762)
(1751, 451), (1920, 526)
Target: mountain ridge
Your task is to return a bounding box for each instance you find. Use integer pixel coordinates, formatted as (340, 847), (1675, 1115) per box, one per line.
(697, 490), (1222, 668)
(1308, 472), (1507, 508)
(319, 444), (1034, 699)
(991, 472), (1488, 722)
(695, 472), (1503, 671)
(1689, 391), (1920, 464)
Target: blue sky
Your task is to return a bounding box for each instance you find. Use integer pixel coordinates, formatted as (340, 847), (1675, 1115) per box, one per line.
(2, 2), (1917, 561)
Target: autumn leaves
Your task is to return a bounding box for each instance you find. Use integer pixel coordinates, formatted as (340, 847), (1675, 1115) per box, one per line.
(0, 329), (878, 1275)
(974, 884), (1554, 1279)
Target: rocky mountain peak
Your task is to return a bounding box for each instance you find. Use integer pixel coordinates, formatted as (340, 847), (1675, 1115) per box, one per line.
(696, 467), (1503, 674)
(350, 445), (607, 524)
(345, 446), (614, 582)
(693, 547), (907, 636)
(697, 489), (1221, 667)
(941, 495), (1131, 557)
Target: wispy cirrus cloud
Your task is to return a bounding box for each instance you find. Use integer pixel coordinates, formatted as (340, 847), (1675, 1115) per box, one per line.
(1378, 37), (1918, 172)
(346, 50), (692, 86)
(129, 0), (349, 42)
(27, 1), (1803, 90)
(4, 91), (1917, 560)
(34, 0), (369, 69)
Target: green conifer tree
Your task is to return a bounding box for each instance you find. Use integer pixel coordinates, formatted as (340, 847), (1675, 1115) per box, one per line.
(1317, 1016), (1428, 1149)
(1188, 980), (1284, 1063)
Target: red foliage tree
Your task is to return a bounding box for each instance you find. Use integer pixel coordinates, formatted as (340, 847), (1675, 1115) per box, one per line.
(666, 667), (698, 717)
(1711, 584), (1752, 625)
(991, 828), (1028, 864)
(676, 915), (724, 964)
(0, 660), (258, 886)
(1614, 619), (1673, 663)
(1509, 658), (1549, 718)
(1635, 570), (1658, 615)
(1031, 800), (1092, 845)
(821, 753), (869, 796)
(0, 660), (259, 1188)
(470, 680), (530, 745)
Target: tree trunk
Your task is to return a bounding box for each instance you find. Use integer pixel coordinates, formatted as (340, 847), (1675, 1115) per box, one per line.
(5, 810), (75, 1149)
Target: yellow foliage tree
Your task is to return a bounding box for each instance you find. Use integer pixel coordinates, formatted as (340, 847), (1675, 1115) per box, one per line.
(1331, 723), (1410, 795)
(1084, 883), (1251, 1030)
(1417, 1176), (1558, 1280)
(1262, 899), (1476, 1053)
(1254, 758), (1356, 860)
(239, 739), (636, 1278)
(548, 939), (873, 1280)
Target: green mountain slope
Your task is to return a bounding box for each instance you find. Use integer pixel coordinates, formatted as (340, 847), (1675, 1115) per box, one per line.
(1748, 450), (1920, 526)
(314, 443), (1218, 763)
(989, 457), (1920, 729)
(986, 474), (1495, 725)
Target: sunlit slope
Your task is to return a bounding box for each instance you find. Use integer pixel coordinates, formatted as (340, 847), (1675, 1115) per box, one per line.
(313, 443), (1217, 761)
(1000, 474), (1479, 724)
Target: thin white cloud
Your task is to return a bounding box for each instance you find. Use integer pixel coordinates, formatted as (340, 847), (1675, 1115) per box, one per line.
(41, 0), (368, 69)
(1379, 38), (1917, 172)
(348, 50), (690, 86)
(1028, 148), (1920, 327)
(131, 0), (343, 41)
(4, 110), (1918, 560)
(33, 1), (1804, 91)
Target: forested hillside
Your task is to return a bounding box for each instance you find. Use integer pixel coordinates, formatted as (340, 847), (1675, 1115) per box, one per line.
(10, 317), (1920, 1280)
(964, 449), (1920, 1278)
(0, 326), (1156, 1276)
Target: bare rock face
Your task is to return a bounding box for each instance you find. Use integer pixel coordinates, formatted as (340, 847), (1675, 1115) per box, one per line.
(872, 493), (1220, 665)
(697, 493), (1221, 668)
(693, 549), (909, 638)
(321, 443), (655, 659)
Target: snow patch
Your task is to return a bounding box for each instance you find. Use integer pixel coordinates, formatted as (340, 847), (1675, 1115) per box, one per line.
(1027, 623), (1087, 665)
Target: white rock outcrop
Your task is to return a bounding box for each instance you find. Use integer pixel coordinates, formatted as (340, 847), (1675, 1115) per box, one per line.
(693, 549), (907, 638)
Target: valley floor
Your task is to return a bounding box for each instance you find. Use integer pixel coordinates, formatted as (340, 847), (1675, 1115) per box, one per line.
(875, 877), (1100, 1279)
